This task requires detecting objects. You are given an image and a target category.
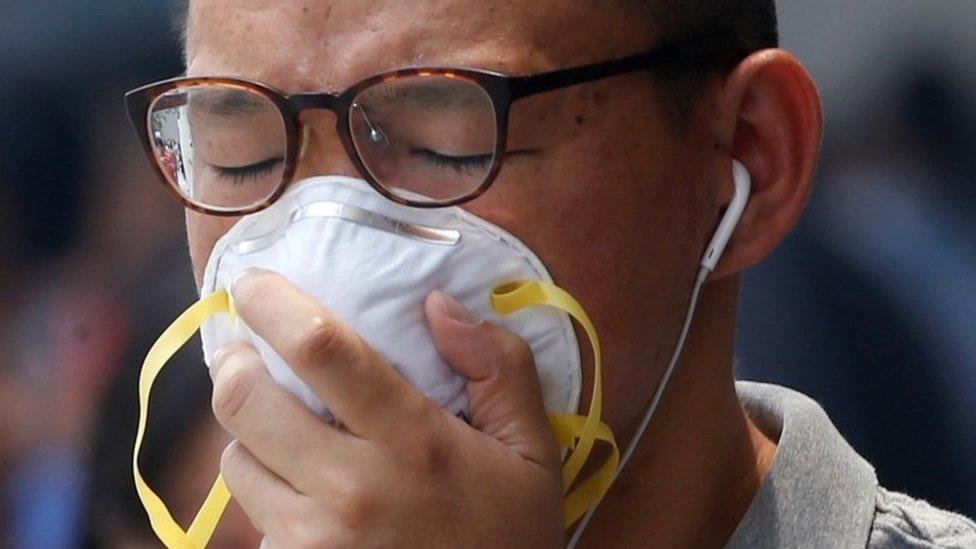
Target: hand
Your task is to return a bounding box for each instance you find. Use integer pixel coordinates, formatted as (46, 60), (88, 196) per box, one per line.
(209, 270), (564, 548)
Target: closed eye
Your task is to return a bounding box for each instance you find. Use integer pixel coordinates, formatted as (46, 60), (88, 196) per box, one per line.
(210, 157), (284, 184)
(410, 148), (494, 173)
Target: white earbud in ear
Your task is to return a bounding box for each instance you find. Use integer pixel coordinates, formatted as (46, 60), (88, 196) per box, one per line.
(700, 159), (752, 271)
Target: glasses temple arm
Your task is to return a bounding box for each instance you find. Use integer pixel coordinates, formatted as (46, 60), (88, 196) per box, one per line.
(508, 33), (738, 101)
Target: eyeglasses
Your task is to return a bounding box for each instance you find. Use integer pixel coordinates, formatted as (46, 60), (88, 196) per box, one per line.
(125, 34), (734, 215)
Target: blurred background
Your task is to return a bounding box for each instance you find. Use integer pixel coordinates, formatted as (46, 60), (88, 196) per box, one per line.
(0, 1), (973, 546)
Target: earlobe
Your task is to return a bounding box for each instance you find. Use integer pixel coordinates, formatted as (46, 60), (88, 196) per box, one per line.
(710, 49), (823, 279)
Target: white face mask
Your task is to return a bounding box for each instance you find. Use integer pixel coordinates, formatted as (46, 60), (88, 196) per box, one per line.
(199, 175), (582, 420)
(133, 163), (750, 549)
(135, 175), (611, 548)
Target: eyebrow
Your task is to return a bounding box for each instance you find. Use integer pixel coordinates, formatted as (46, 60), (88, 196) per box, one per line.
(367, 82), (484, 111)
(188, 89), (270, 117)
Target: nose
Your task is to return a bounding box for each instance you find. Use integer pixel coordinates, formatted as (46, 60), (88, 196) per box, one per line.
(293, 110), (363, 182)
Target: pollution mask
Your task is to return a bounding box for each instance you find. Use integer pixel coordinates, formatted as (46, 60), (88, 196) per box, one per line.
(135, 175), (613, 547)
(133, 162), (750, 548)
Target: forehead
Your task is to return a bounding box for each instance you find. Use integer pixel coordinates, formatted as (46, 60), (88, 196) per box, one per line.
(186, 0), (653, 92)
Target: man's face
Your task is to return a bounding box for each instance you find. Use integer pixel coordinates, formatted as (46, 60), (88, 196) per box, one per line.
(185, 0), (723, 432)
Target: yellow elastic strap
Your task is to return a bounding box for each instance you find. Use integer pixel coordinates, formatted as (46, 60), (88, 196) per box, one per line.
(548, 415), (619, 527)
(491, 280), (619, 528)
(135, 281), (616, 546)
(134, 290), (233, 548)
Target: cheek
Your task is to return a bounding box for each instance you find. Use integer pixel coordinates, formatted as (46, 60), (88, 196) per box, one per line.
(527, 127), (703, 337)
(186, 210), (239, 289)
(479, 84), (706, 295)
(467, 85), (713, 430)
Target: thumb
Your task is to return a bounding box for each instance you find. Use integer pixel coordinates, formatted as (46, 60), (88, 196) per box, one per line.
(424, 291), (557, 464)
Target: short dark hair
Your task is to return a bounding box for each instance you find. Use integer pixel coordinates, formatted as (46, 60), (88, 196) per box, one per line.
(647, 1), (779, 51)
(638, 0), (780, 124)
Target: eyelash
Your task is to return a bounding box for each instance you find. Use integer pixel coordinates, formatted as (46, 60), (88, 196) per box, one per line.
(212, 158), (284, 184)
(410, 149), (494, 173)
(208, 149), (496, 184)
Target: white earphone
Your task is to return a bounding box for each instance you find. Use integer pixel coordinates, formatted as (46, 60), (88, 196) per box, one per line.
(702, 159), (753, 271)
(567, 160), (752, 547)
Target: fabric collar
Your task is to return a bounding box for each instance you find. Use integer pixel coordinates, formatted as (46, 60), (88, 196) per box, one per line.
(727, 382), (879, 548)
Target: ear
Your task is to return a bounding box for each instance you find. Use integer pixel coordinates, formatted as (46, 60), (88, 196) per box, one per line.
(710, 49), (823, 279)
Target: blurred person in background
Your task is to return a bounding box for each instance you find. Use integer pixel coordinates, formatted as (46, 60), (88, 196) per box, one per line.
(2, 274), (128, 548)
(0, 1), (187, 546)
(0, 108), (196, 547)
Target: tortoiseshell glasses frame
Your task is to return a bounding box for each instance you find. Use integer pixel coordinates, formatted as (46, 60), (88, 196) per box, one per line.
(125, 33), (736, 216)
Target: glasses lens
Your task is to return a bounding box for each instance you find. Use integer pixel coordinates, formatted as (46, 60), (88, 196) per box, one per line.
(148, 84), (287, 211)
(349, 75), (498, 204)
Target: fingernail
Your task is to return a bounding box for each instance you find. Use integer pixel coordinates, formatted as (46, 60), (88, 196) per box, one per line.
(210, 346), (232, 379)
(435, 291), (482, 326)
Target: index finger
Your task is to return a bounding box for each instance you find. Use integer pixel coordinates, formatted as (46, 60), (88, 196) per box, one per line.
(230, 268), (435, 439)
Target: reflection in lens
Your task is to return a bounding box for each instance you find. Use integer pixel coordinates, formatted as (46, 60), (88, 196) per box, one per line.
(148, 85), (287, 210)
(349, 75), (497, 204)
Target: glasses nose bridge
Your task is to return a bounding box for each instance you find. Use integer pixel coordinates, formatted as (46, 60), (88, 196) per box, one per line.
(289, 92), (344, 116)
(289, 93), (347, 160)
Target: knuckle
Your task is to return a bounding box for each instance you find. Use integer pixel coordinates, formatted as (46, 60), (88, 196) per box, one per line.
(282, 516), (329, 549)
(501, 334), (535, 370)
(330, 476), (376, 532)
(211, 355), (261, 424)
(407, 431), (451, 479)
(294, 317), (348, 367)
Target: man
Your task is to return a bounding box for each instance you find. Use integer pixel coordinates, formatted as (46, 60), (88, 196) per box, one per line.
(136, 0), (975, 546)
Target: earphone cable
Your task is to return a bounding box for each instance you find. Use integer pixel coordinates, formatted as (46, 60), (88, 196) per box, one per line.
(566, 266), (711, 548)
